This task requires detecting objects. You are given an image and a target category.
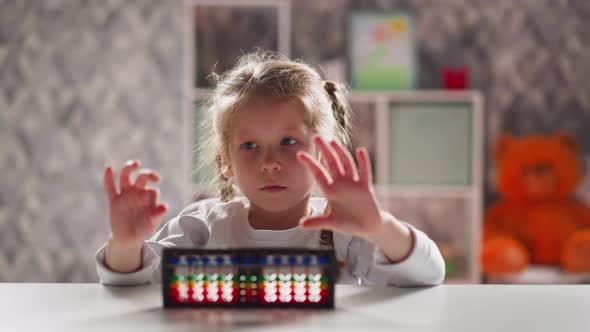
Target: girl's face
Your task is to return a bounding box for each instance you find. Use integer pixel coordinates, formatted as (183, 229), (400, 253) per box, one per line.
(222, 96), (317, 212)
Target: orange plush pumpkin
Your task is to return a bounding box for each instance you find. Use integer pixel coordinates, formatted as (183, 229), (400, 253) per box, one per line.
(482, 132), (590, 277)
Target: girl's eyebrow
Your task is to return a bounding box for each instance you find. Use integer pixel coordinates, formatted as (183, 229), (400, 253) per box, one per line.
(280, 127), (307, 135)
(236, 127), (307, 139)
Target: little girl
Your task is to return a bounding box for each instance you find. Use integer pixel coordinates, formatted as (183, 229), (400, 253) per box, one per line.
(96, 52), (445, 286)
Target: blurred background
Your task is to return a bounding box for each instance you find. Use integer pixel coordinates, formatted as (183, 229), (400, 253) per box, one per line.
(1, 0), (590, 283)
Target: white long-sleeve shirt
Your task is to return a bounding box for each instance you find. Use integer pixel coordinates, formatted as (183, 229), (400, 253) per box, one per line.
(95, 197), (445, 286)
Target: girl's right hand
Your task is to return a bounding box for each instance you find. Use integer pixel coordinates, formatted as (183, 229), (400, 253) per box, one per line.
(103, 160), (168, 247)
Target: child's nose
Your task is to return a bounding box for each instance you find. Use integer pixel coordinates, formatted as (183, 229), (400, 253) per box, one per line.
(261, 160), (281, 172)
(260, 152), (282, 173)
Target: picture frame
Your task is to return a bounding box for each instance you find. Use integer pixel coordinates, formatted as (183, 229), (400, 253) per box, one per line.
(347, 12), (417, 90)
(189, 0), (291, 88)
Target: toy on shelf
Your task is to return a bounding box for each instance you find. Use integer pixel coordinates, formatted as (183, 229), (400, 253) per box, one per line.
(162, 248), (336, 309)
(436, 242), (456, 279)
(482, 132), (590, 280)
(442, 66), (468, 90)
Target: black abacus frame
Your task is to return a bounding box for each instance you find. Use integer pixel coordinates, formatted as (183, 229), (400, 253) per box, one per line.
(162, 247), (336, 309)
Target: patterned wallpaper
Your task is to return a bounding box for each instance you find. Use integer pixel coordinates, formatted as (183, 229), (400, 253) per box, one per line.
(0, 0), (186, 282)
(1, 0), (590, 282)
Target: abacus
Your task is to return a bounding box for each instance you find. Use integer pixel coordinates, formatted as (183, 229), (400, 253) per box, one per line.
(162, 247), (336, 309)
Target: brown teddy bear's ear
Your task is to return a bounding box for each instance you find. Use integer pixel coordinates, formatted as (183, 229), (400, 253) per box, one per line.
(554, 130), (578, 153)
(495, 133), (514, 162)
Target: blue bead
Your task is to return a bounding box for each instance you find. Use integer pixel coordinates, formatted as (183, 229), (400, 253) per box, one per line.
(215, 257), (224, 265)
(318, 256), (329, 264)
(302, 256), (312, 265)
(201, 256), (210, 264)
(288, 257), (297, 265)
(168, 257), (180, 265)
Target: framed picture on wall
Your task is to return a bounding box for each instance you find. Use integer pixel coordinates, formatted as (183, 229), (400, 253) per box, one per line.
(190, 0), (291, 88)
(347, 12), (417, 90)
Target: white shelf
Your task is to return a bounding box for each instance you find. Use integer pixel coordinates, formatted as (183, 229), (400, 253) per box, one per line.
(351, 91), (484, 284)
(189, 90), (485, 284)
(184, 3), (485, 282)
(349, 90), (482, 103)
(375, 185), (476, 198)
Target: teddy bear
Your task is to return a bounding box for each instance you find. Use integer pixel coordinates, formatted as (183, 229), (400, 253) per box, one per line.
(481, 132), (590, 277)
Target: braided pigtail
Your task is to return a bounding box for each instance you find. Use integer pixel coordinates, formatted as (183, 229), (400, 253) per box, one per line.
(323, 80), (351, 147)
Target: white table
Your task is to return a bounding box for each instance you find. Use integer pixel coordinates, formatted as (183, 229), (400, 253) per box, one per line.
(2, 283), (589, 331)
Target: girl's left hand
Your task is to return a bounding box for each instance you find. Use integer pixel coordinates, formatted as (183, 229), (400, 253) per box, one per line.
(297, 135), (385, 239)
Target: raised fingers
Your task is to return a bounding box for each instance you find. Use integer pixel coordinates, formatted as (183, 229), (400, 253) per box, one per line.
(140, 188), (160, 208)
(134, 170), (160, 189)
(140, 188), (168, 222)
(119, 160), (140, 191)
(296, 151), (332, 189)
(329, 140), (359, 181)
(314, 136), (344, 178)
(356, 147), (373, 185)
(103, 165), (118, 202)
(151, 203), (169, 220)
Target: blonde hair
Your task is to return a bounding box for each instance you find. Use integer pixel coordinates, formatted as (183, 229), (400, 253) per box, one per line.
(196, 51), (353, 202)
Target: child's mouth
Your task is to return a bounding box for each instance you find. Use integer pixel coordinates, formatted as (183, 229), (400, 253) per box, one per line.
(260, 185), (287, 192)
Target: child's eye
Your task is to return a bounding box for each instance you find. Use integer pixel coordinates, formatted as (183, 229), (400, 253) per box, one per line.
(241, 141), (258, 150)
(281, 137), (297, 146)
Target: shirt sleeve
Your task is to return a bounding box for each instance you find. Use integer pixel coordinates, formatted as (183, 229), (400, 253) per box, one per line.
(95, 213), (210, 286)
(343, 221), (446, 287)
